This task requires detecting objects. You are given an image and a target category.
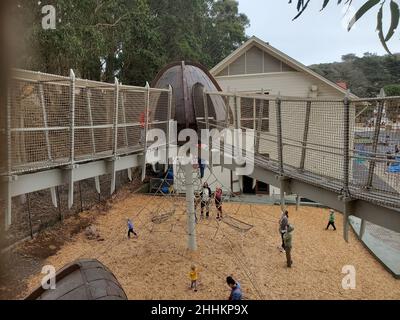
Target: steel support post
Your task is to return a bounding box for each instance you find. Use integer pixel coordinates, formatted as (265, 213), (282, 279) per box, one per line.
(366, 92), (385, 189)
(184, 163), (197, 251)
(275, 96), (285, 210)
(203, 90), (212, 174)
(166, 85), (173, 171)
(39, 83), (57, 208)
(110, 78), (120, 195)
(141, 82), (150, 181)
(67, 69), (76, 209)
(4, 86), (12, 229)
(342, 93), (352, 242)
(299, 101), (312, 171)
(120, 89), (132, 181)
(86, 88), (101, 194)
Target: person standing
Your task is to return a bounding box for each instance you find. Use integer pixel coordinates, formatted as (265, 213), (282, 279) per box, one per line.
(283, 224), (294, 268)
(226, 276), (242, 300)
(279, 210), (289, 252)
(127, 218), (138, 239)
(200, 182), (212, 219)
(326, 209), (337, 231)
(214, 186), (223, 220)
(189, 265), (199, 292)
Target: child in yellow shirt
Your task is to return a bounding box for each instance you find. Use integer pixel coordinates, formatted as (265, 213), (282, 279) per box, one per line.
(189, 265), (199, 292)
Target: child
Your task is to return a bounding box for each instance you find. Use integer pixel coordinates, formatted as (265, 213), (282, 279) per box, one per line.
(200, 182), (211, 219)
(189, 265), (199, 292)
(283, 224), (294, 268)
(127, 218), (138, 239)
(326, 209), (337, 231)
(215, 186), (223, 220)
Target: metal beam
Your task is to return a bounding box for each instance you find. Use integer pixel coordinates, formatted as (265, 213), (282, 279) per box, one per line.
(9, 154), (143, 198)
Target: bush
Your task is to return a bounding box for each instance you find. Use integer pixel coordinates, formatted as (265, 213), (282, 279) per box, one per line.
(384, 84), (400, 97)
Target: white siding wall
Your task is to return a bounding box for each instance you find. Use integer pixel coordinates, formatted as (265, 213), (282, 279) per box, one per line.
(215, 72), (345, 100)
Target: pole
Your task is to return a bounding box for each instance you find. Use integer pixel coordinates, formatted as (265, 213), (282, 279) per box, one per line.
(26, 193), (33, 239)
(275, 95), (285, 211)
(184, 163), (197, 251)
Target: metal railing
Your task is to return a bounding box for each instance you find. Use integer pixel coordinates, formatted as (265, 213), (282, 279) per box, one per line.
(204, 91), (400, 208)
(6, 69), (172, 175)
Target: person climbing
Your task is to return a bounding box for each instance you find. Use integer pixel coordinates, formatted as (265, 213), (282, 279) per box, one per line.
(226, 276), (242, 300)
(189, 265), (199, 292)
(326, 209), (337, 231)
(279, 210), (289, 252)
(214, 186), (223, 220)
(127, 218), (138, 239)
(200, 182), (212, 219)
(283, 224), (294, 268)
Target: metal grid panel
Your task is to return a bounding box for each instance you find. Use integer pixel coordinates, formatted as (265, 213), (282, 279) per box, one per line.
(10, 78), (71, 173)
(351, 98), (400, 196)
(7, 70), (169, 174)
(303, 100), (345, 180)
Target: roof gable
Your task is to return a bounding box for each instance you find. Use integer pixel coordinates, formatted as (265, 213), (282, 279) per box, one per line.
(211, 36), (358, 98)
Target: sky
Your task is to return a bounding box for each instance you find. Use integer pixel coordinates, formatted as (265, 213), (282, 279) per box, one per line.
(237, 0), (400, 65)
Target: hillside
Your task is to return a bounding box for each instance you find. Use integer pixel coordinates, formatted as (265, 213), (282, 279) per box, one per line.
(309, 53), (400, 97)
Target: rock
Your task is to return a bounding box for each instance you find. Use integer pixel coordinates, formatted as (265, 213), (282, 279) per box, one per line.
(49, 245), (56, 250)
(84, 225), (100, 240)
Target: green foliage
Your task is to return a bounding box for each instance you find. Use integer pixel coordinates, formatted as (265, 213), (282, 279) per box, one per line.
(14, 0), (248, 85)
(290, 0), (400, 54)
(310, 53), (400, 97)
(384, 84), (400, 96)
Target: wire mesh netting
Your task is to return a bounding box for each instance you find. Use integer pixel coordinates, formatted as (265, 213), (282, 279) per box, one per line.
(7, 70), (171, 174)
(204, 92), (400, 206)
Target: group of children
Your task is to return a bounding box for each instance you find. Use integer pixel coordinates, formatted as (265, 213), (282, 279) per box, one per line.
(195, 182), (224, 221)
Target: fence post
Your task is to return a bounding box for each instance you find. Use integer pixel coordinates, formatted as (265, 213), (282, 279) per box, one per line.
(166, 85), (173, 170)
(110, 78), (120, 194)
(366, 90), (385, 189)
(299, 101), (312, 171)
(141, 82), (151, 181)
(38, 82), (58, 208)
(119, 86), (132, 181)
(67, 69), (76, 209)
(275, 94), (286, 211)
(4, 86), (12, 229)
(342, 91), (352, 242)
(255, 90), (265, 156)
(86, 87), (101, 194)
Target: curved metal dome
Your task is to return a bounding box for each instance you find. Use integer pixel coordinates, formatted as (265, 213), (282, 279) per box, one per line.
(152, 61), (227, 132)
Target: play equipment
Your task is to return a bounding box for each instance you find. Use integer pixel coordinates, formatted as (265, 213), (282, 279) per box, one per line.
(26, 259), (127, 300)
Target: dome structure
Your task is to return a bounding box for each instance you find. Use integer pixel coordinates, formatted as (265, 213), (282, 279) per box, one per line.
(152, 61), (228, 133)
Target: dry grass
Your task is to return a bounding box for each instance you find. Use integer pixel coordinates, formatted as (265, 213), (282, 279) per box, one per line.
(22, 194), (400, 300)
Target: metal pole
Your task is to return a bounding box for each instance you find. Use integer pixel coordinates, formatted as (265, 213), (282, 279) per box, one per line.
(343, 93), (351, 196)
(299, 101), (312, 171)
(166, 85), (173, 169)
(56, 186), (63, 222)
(86, 89), (101, 194)
(184, 163), (197, 251)
(39, 83), (58, 208)
(79, 180), (83, 212)
(5, 86), (12, 229)
(255, 91), (265, 155)
(142, 82), (151, 181)
(342, 92), (352, 242)
(275, 96), (284, 175)
(110, 78), (120, 194)
(366, 91), (385, 189)
(26, 193), (33, 239)
(67, 69), (76, 209)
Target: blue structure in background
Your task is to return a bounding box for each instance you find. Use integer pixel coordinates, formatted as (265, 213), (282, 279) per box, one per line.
(388, 156), (400, 173)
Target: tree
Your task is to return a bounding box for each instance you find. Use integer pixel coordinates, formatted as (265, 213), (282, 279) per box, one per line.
(289, 0), (400, 54)
(384, 84), (400, 96)
(310, 52), (400, 97)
